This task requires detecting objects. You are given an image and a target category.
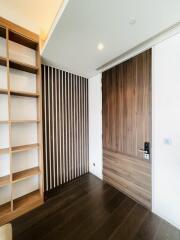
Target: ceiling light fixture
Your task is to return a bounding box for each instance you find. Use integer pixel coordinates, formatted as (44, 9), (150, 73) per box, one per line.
(97, 43), (104, 51)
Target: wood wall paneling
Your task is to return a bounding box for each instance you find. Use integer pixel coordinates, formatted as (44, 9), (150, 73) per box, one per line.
(102, 50), (152, 208)
(42, 65), (89, 192)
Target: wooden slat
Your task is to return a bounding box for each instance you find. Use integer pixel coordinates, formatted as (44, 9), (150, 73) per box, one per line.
(42, 65), (89, 192)
(12, 167), (40, 182)
(61, 71), (65, 183)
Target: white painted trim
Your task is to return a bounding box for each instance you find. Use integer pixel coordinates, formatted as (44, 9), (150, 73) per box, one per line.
(41, 0), (70, 54)
(151, 47), (156, 216)
(97, 21), (180, 72)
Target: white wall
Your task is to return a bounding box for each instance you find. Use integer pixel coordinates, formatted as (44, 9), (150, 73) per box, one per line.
(152, 32), (180, 229)
(89, 74), (103, 179)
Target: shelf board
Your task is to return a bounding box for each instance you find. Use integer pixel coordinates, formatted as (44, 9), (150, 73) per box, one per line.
(11, 120), (40, 124)
(10, 90), (39, 98)
(0, 56), (7, 66)
(11, 143), (39, 153)
(0, 175), (10, 187)
(0, 120), (9, 124)
(9, 59), (38, 74)
(0, 88), (8, 94)
(0, 147), (9, 154)
(0, 202), (11, 217)
(1, 120), (39, 125)
(9, 30), (38, 50)
(13, 167), (40, 182)
(13, 190), (42, 211)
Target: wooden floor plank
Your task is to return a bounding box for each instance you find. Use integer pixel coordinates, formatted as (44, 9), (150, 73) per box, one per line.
(109, 204), (148, 240)
(133, 212), (162, 240)
(14, 176), (111, 240)
(89, 198), (136, 240)
(154, 220), (180, 240)
(12, 174), (98, 236)
(42, 185), (119, 240)
(63, 191), (126, 240)
(12, 174), (180, 240)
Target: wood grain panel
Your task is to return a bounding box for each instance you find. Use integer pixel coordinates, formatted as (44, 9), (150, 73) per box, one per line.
(42, 65), (89, 193)
(103, 149), (151, 208)
(102, 50), (152, 208)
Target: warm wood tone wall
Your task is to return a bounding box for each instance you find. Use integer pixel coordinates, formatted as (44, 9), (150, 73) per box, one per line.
(42, 65), (89, 192)
(102, 50), (152, 208)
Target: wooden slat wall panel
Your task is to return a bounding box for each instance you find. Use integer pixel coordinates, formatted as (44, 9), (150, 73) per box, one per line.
(102, 50), (152, 208)
(42, 65), (89, 192)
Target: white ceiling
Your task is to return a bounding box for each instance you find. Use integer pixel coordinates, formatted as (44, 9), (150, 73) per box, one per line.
(42, 0), (180, 78)
(0, 0), (63, 39)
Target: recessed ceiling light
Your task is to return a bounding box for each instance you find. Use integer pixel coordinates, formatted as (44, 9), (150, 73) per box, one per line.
(97, 43), (104, 51)
(129, 18), (136, 25)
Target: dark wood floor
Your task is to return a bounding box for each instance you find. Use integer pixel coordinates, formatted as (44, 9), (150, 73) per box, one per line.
(12, 174), (180, 240)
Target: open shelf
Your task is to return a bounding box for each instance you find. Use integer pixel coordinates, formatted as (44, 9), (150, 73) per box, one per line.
(9, 30), (38, 50)
(0, 202), (11, 216)
(0, 56), (7, 67)
(9, 59), (38, 74)
(0, 120), (9, 124)
(13, 167), (40, 182)
(0, 88), (8, 94)
(11, 143), (39, 153)
(0, 26), (6, 38)
(0, 17), (43, 225)
(0, 148), (9, 154)
(0, 175), (10, 187)
(10, 90), (39, 98)
(13, 190), (42, 211)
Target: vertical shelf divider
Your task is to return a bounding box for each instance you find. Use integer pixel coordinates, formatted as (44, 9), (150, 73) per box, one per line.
(6, 27), (13, 213)
(36, 44), (44, 198)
